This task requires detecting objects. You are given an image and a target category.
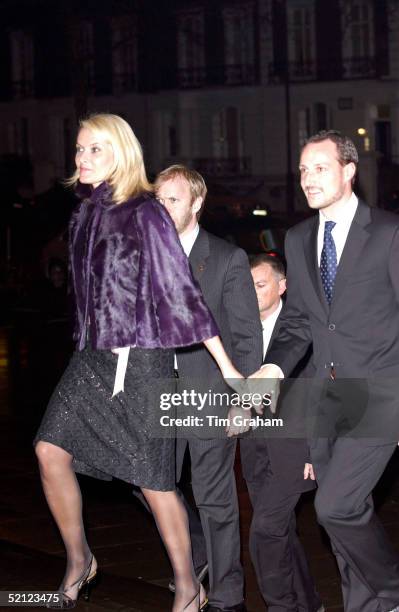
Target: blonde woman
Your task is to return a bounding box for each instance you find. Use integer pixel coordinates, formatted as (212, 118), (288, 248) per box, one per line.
(34, 114), (242, 611)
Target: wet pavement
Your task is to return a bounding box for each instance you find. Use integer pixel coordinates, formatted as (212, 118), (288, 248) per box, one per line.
(1, 323), (399, 611)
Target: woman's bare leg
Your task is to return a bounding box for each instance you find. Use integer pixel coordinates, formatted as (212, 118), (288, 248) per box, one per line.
(143, 488), (205, 612)
(35, 441), (95, 599)
(36, 442), (202, 609)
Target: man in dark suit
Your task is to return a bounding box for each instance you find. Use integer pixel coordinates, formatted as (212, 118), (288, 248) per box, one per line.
(240, 253), (323, 612)
(155, 165), (263, 612)
(250, 130), (399, 612)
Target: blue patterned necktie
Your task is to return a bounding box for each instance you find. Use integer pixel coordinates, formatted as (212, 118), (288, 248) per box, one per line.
(320, 220), (337, 304)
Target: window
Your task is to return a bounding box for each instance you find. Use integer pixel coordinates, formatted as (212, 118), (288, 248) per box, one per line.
(287, 1), (316, 80)
(350, 1), (373, 57)
(177, 10), (205, 87)
(375, 120), (391, 161)
(8, 118), (30, 156)
(111, 16), (137, 94)
(298, 104), (328, 148)
(210, 107), (250, 174)
(212, 107), (238, 159)
(314, 102), (328, 132)
(150, 110), (178, 168)
(223, 4), (255, 84)
(298, 109), (310, 148)
(72, 21), (95, 92)
(63, 117), (74, 175)
(341, 0), (375, 77)
(10, 30), (34, 98)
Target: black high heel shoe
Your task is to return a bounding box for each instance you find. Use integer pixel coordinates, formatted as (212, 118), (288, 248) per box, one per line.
(182, 587), (200, 611)
(48, 555), (98, 609)
(200, 596), (209, 611)
(181, 587), (209, 611)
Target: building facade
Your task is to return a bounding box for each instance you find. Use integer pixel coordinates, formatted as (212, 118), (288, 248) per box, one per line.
(0, 0), (398, 211)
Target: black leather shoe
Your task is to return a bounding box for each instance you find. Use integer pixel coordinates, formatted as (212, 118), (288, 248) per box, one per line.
(168, 562), (209, 593)
(207, 603), (247, 612)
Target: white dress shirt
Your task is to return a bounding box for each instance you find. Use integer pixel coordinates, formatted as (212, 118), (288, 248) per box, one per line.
(317, 193), (358, 265)
(262, 300), (283, 359)
(180, 223), (200, 257)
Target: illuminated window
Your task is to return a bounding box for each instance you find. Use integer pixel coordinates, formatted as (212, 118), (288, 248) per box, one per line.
(341, 0), (374, 77)
(223, 4), (255, 84)
(287, 0), (316, 80)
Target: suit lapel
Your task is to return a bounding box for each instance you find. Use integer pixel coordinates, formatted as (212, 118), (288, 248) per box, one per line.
(303, 216), (329, 315)
(330, 200), (371, 309)
(268, 316), (281, 349)
(188, 228), (210, 282)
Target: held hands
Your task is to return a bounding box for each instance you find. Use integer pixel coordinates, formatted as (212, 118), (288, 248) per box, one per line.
(225, 406), (251, 437)
(222, 363), (247, 395)
(248, 365), (282, 414)
(222, 363), (282, 431)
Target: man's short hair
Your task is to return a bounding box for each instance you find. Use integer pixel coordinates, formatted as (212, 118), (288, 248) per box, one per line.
(155, 165), (207, 217)
(250, 252), (286, 279)
(305, 130), (359, 167)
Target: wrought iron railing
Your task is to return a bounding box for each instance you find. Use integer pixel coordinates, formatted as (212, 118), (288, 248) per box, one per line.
(193, 157), (252, 176)
(177, 64), (256, 88)
(12, 80), (34, 99)
(268, 56), (377, 83)
(112, 72), (137, 94)
(342, 56), (376, 78)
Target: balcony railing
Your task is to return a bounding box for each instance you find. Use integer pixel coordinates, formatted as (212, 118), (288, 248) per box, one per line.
(177, 64), (256, 89)
(342, 56), (376, 79)
(223, 64), (256, 86)
(194, 157), (252, 176)
(268, 56), (377, 83)
(288, 61), (317, 81)
(178, 66), (206, 88)
(113, 72), (137, 94)
(268, 60), (320, 83)
(12, 80), (34, 99)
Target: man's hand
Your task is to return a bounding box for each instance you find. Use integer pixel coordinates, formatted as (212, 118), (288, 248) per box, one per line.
(304, 463), (315, 480)
(248, 365), (282, 414)
(249, 364), (283, 379)
(225, 406), (251, 437)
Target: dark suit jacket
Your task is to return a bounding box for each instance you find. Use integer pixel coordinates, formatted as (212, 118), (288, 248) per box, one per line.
(241, 310), (315, 494)
(266, 200), (399, 379)
(265, 200), (399, 439)
(176, 228), (262, 433)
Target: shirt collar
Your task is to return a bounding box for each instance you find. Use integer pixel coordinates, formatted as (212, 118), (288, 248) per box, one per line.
(261, 299), (283, 329)
(319, 192), (358, 228)
(180, 223), (200, 256)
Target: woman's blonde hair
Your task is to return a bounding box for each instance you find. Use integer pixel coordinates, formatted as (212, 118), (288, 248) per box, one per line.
(66, 113), (152, 204)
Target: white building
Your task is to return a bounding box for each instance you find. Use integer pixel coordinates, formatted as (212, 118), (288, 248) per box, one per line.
(0, 0), (398, 212)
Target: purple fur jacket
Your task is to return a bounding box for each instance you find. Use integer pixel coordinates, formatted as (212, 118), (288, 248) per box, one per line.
(69, 182), (219, 351)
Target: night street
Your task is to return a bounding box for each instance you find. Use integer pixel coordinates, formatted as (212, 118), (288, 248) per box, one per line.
(1, 1), (399, 610)
(1, 323), (399, 611)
